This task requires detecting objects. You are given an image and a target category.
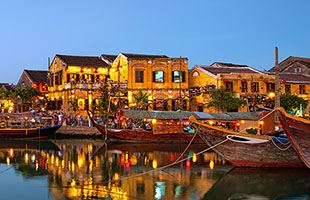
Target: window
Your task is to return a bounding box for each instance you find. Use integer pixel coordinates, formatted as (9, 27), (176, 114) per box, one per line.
(192, 71), (199, 77)
(153, 71), (164, 83)
(299, 85), (306, 94)
(241, 81), (248, 93)
(225, 81), (233, 92)
(295, 67), (302, 73)
(251, 82), (259, 93)
(172, 71), (185, 83)
(285, 84), (291, 94)
(266, 82), (275, 93)
(135, 70), (144, 83)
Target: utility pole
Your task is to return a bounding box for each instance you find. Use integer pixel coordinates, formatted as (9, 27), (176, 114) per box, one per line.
(275, 47), (280, 108)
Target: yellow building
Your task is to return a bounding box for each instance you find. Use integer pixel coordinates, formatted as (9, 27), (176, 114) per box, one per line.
(189, 62), (275, 112)
(109, 53), (189, 110)
(48, 54), (114, 115)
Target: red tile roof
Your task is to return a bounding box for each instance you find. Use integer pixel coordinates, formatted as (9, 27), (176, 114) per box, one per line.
(56, 54), (109, 67)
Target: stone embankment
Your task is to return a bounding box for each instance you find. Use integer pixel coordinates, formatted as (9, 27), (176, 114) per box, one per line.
(55, 126), (103, 139)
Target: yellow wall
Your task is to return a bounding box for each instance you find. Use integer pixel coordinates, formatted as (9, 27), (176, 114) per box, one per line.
(110, 54), (189, 110)
(48, 56), (109, 116)
(189, 66), (310, 113)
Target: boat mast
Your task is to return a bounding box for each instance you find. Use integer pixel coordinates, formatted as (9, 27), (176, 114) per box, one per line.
(275, 47), (280, 108)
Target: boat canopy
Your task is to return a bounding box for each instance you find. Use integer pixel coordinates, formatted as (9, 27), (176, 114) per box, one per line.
(122, 109), (264, 121)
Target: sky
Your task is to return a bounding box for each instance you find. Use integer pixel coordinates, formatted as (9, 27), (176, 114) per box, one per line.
(0, 0), (310, 84)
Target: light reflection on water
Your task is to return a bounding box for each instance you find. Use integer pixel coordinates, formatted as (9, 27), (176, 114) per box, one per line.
(0, 140), (228, 200)
(1, 140), (309, 200)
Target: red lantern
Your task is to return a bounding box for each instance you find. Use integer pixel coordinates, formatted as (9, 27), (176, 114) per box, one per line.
(241, 79), (246, 83)
(186, 159), (191, 170)
(223, 79), (228, 83)
(263, 80), (268, 83)
(281, 79), (286, 84)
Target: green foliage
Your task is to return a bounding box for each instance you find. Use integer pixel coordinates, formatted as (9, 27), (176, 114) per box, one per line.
(246, 128), (258, 135)
(13, 87), (40, 104)
(69, 99), (78, 112)
(96, 84), (120, 121)
(132, 89), (149, 110)
(280, 94), (308, 112)
(0, 88), (12, 99)
(207, 89), (245, 112)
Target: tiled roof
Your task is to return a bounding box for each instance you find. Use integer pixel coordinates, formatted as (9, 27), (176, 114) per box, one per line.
(269, 56), (310, 72)
(0, 83), (15, 90)
(121, 53), (169, 59)
(210, 62), (250, 68)
(280, 73), (310, 84)
(56, 54), (109, 67)
(200, 66), (260, 75)
(101, 54), (117, 63)
(25, 70), (48, 83)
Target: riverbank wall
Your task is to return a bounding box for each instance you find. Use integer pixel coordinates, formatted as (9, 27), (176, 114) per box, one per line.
(55, 126), (103, 139)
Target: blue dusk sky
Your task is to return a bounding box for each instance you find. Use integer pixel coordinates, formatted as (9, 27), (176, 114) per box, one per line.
(0, 0), (309, 83)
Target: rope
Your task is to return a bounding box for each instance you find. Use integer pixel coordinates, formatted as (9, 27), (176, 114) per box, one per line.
(271, 139), (292, 151)
(119, 137), (228, 181)
(258, 108), (277, 121)
(0, 165), (14, 175)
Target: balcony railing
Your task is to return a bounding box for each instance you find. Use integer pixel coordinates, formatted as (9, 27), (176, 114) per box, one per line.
(63, 82), (106, 90)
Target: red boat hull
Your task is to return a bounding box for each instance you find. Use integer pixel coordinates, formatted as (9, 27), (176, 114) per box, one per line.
(0, 124), (61, 139)
(92, 120), (204, 143)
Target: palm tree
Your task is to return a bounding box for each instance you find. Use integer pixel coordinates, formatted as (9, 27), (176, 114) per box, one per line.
(132, 90), (149, 110)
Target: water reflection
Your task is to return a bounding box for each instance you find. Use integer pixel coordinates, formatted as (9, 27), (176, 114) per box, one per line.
(0, 140), (228, 200)
(203, 168), (310, 200)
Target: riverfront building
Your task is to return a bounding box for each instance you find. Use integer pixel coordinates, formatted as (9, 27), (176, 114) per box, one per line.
(189, 62), (275, 112)
(268, 56), (310, 114)
(109, 53), (189, 110)
(47, 54), (113, 115)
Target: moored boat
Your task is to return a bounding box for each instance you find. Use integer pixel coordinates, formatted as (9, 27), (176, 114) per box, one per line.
(276, 107), (310, 168)
(0, 124), (61, 139)
(89, 116), (203, 143)
(189, 116), (305, 168)
(0, 113), (61, 139)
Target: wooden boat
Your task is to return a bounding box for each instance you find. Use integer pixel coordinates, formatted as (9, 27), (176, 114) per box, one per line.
(276, 107), (310, 168)
(203, 168), (310, 200)
(189, 116), (305, 167)
(0, 124), (62, 139)
(88, 112), (204, 143)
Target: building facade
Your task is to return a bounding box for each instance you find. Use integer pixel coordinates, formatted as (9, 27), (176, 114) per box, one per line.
(47, 54), (113, 115)
(109, 53), (189, 110)
(269, 56), (310, 114)
(189, 62), (275, 112)
(17, 69), (48, 93)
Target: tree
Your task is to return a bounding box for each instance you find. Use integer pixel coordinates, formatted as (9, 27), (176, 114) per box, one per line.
(13, 87), (40, 104)
(207, 89), (245, 112)
(132, 90), (149, 110)
(280, 94), (308, 112)
(96, 84), (118, 121)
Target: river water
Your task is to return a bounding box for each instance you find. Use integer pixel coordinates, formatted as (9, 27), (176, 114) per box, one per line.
(0, 139), (309, 200)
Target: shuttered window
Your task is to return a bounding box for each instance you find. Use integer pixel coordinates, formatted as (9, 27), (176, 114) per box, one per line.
(135, 70), (144, 83)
